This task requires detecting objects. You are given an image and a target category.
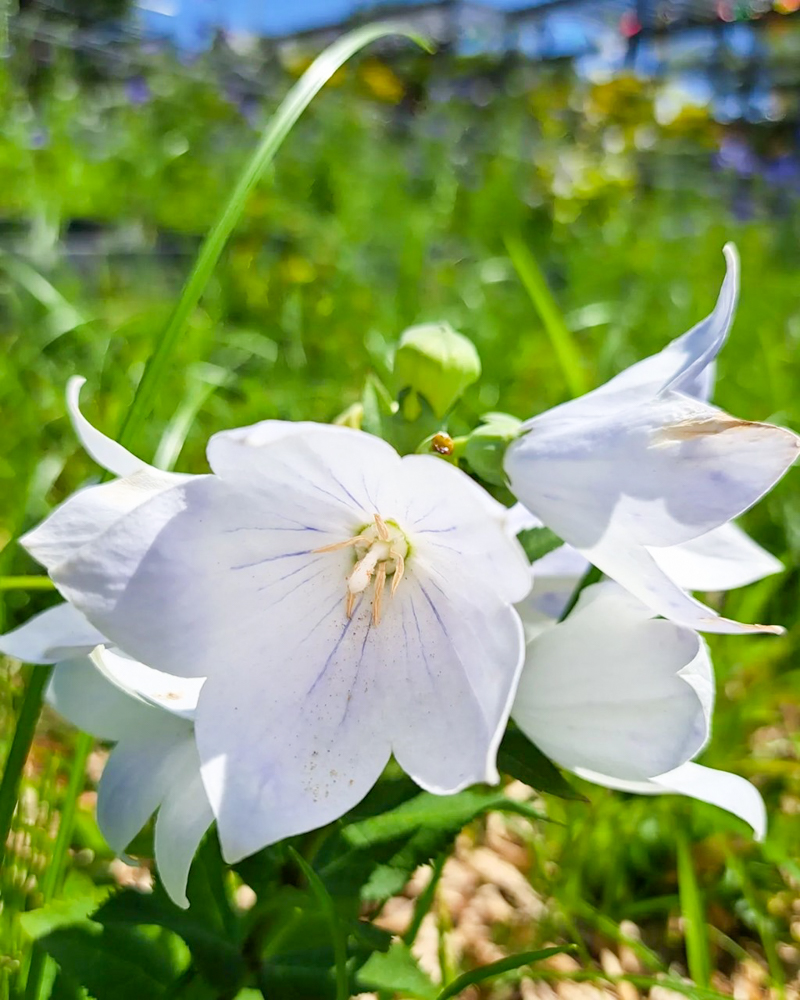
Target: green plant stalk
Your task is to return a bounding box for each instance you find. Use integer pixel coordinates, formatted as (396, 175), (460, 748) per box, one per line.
(289, 847), (349, 1000)
(0, 664), (53, 873)
(676, 828), (711, 989)
(505, 234), (589, 399)
(116, 21), (433, 455)
(24, 731), (94, 1000)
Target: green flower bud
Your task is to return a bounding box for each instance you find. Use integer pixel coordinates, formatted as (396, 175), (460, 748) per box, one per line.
(393, 322), (481, 418)
(463, 413), (522, 487)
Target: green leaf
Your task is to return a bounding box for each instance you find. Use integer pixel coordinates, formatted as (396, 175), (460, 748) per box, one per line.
(19, 872), (114, 940)
(342, 787), (544, 904)
(358, 941), (437, 999)
(38, 924), (181, 1000)
(516, 526), (563, 563)
(96, 886), (245, 994)
(436, 946), (575, 1000)
(497, 729), (585, 800)
(342, 786), (543, 849)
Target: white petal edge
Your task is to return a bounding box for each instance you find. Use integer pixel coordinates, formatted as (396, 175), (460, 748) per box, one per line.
(573, 761), (766, 841)
(67, 377), (147, 478)
(97, 721), (195, 855)
(153, 739), (214, 908)
(650, 522), (783, 592)
(0, 603), (106, 664)
(48, 652), (190, 743)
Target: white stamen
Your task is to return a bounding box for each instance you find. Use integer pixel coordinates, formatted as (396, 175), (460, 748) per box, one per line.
(316, 513), (408, 623)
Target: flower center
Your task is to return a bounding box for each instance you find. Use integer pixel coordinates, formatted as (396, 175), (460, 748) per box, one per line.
(315, 514), (408, 626)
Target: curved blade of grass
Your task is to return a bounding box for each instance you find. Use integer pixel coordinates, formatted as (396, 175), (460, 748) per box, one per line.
(436, 946), (575, 1000)
(117, 21), (433, 454)
(505, 234), (588, 399)
(288, 847), (349, 1000)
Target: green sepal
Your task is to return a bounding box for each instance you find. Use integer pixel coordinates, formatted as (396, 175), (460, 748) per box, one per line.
(463, 412), (521, 486)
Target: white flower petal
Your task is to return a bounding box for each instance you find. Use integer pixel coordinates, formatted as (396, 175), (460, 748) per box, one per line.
(573, 761), (766, 840)
(525, 244), (737, 426)
(506, 391), (799, 631)
(200, 569), (524, 862)
(0, 603), (106, 664)
(22, 469), (192, 575)
(96, 647), (203, 719)
(153, 739), (214, 908)
(97, 720), (195, 854)
(649, 522), (783, 592)
(66, 377), (146, 478)
(207, 422), (401, 533)
(48, 652), (189, 744)
(402, 456), (531, 606)
(512, 583), (712, 781)
(652, 762), (767, 840)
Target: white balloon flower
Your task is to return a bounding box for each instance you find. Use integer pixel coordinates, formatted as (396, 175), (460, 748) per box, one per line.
(0, 604), (208, 908)
(18, 384), (531, 863)
(511, 582), (766, 839)
(504, 244), (799, 634)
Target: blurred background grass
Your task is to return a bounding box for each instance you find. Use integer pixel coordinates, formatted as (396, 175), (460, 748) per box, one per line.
(1, 1), (799, 997)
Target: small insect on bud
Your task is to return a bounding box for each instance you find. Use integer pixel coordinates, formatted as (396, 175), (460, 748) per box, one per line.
(430, 433), (454, 456)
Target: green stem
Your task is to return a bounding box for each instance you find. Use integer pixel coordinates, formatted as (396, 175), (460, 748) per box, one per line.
(0, 664), (53, 873)
(116, 21), (433, 456)
(24, 731), (93, 1000)
(40, 731), (94, 902)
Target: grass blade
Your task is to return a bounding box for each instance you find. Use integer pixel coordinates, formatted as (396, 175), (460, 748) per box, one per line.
(117, 21), (433, 454)
(505, 234), (588, 399)
(676, 828), (711, 988)
(436, 946), (575, 1000)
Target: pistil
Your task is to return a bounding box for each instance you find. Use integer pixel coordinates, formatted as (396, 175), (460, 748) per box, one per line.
(315, 513), (408, 625)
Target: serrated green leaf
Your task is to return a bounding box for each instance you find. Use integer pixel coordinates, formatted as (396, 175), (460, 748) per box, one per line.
(517, 526), (563, 563)
(358, 941), (438, 999)
(19, 872), (114, 940)
(39, 924), (181, 1000)
(497, 728), (585, 800)
(343, 786), (543, 849)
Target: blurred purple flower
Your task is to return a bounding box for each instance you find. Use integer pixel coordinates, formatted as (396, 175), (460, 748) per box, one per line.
(125, 76), (151, 106)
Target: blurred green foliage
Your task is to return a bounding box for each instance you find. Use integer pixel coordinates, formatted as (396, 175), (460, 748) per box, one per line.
(0, 40), (799, 998)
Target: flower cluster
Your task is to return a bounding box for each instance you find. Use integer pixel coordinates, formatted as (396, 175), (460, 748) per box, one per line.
(2, 244), (797, 906)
